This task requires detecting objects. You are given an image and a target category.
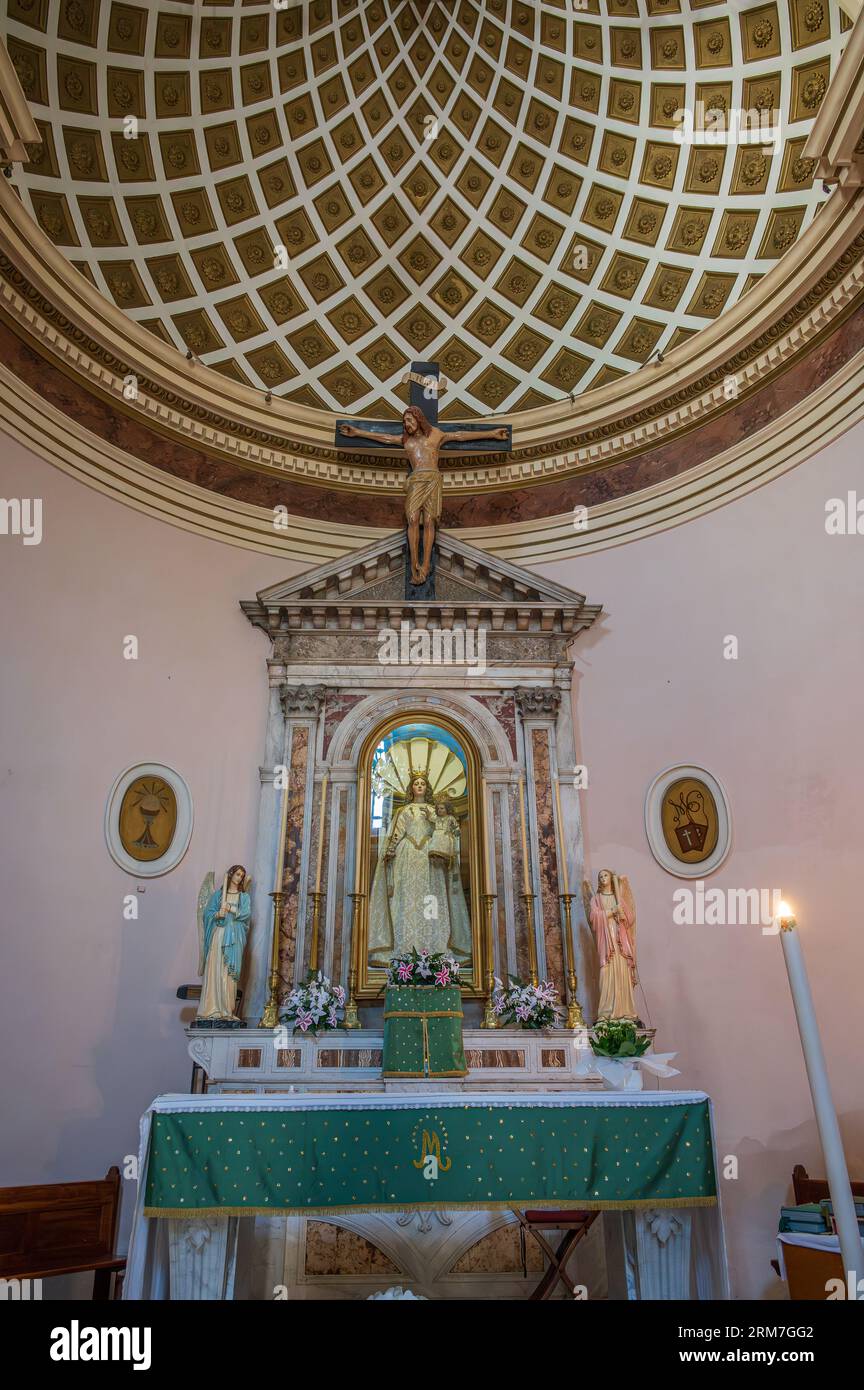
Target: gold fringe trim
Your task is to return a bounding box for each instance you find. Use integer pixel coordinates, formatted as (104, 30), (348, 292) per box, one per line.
(386, 985), (462, 992)
(383, 1010), (463, 1019)
(143, 1195), (718, 1220)
(380, 1069), (468, 1078)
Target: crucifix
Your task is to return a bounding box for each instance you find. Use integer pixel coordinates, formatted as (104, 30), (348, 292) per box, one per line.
(335, 362), (511, 590)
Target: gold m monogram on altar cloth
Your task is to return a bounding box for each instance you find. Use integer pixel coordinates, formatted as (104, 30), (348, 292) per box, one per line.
(411, 1124), (452, 1178)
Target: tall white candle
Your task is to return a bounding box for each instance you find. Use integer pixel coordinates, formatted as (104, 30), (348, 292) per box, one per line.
(777, 906), (864, 1288)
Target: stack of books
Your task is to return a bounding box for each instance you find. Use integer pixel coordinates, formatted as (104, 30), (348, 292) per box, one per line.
(819, 1199), (864, 1236)
(778, 1203), (830, 1234)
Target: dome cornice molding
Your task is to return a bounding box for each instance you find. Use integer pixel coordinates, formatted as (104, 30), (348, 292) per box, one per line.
(4, 328), (863, 563)
(2, 171), (864, 497)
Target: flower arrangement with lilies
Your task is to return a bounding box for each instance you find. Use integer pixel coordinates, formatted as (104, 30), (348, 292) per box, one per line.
(492, 975), (562, 1029)
(280, 971), (345, 1035)
(386, 949), (462, 989)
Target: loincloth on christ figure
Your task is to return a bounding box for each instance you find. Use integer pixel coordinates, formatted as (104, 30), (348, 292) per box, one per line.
(405, 470), (443, 524)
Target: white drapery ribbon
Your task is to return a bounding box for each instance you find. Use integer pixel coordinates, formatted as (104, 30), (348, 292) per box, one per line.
(574, 1050), (681, 1090)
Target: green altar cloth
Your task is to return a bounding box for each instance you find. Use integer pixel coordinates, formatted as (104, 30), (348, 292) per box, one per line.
(143, 1094), (717, 1218)
(382, 984), (467, 1078)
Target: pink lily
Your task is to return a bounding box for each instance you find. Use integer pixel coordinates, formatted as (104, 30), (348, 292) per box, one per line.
(434, 967), (450, 986)
(397, 962), (413, 981)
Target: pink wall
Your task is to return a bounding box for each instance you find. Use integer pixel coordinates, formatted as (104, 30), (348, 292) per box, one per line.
(0, 443), (290, 1257)
(545, 434), (864, 1298)
(2, 426), (862, 1298)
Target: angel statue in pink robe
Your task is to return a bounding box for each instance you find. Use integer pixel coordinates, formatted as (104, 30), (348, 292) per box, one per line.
(582, 870), (638, 1021)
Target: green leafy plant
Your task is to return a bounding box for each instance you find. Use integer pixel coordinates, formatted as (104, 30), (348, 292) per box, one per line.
(590, 1019), (650, 1058)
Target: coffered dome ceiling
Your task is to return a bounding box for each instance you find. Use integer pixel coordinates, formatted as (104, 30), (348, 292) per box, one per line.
(2, 0), (850, 419)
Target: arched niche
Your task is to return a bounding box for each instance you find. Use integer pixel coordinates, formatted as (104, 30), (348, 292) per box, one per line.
(350, 706), (492, 1000)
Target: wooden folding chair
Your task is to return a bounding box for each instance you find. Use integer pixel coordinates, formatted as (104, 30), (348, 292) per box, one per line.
(512, 1208), (598, 1300)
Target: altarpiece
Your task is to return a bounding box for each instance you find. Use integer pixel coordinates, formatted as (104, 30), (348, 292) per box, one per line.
(236, 529), (600, 1034)
(158, 532), (728, 1302)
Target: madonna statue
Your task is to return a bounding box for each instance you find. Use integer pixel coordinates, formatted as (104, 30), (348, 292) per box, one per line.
(368, 774), (470, 962)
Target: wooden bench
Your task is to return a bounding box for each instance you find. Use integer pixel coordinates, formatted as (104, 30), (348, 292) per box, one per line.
(792, 1163), (864, 1206)
(770, 1165), (864, 1293)
(0, 1165), (125, 1299)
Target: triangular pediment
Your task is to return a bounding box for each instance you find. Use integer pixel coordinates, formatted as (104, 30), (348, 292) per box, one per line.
(246, 530), (593, 611)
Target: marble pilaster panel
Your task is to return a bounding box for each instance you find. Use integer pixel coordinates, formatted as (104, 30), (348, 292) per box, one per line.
(491, 790), (508, 979)
(279, 724), (309, 993)
(327, 784), (348, 982)
(531, 727), (566, 997)
(301, 772), (331, 977)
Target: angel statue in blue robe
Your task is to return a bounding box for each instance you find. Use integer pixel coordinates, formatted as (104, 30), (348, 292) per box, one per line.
(196, 864), (252, 1023)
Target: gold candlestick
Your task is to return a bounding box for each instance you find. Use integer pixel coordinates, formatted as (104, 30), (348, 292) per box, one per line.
(343, 892), (364, 1029)
(518, 777), (532, 896)
(481, 892), (498, 1028)
(314, 774), (329, 894)
(259, 889), (284, 1030)
(559, 892), (585, 1028)
(308, 890), (324, 974)
(553, 779), (570, 896)
(520, 892), (539, 987)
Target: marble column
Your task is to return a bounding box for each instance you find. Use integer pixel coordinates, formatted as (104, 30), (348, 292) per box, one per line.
(167, 1218), (239, 1300)
(245, 662), (287, 1023)
(631, 1209), (693, 1300)
(515, 687), (565, 987)
(515, 680), (589, 1014)
(278, 684), (325, 995)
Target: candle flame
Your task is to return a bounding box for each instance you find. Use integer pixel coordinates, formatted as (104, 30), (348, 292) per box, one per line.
(776, 900), (796, 927)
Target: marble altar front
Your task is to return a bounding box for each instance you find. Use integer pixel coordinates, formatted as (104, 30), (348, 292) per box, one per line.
(125, 1091), (730, 1302)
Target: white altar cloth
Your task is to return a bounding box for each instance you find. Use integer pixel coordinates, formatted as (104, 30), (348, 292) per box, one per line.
(776, 1231), (841, 1281)
(124, 1089), (730, 1301)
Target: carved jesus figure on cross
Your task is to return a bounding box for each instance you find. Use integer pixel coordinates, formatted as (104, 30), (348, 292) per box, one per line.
(337, 363), (510, 585)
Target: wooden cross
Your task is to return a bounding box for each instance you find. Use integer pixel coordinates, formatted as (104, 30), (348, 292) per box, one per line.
(334, 362), (511, 596)
(334, 361), (512, 454)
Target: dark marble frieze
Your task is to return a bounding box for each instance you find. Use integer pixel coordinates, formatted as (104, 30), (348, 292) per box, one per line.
(271, 631), (576, 666)
(2, 289), (864, 527)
